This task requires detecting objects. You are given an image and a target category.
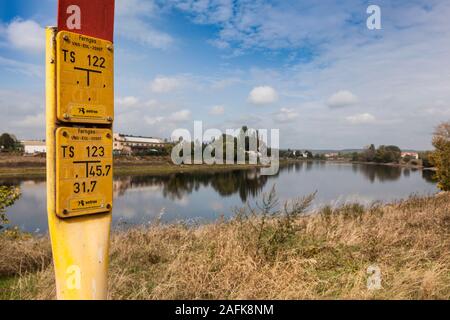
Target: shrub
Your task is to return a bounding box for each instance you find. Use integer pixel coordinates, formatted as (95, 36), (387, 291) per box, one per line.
(233, 186), (316, 261)
(0, 186), (20, 226)
(430, 122), (450, 191)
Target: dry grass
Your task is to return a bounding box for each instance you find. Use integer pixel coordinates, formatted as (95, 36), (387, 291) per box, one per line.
(1, 192), (449, 300)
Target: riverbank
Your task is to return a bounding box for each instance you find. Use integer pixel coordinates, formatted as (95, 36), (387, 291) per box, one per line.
(1, 192), (449, 299)
(280, 157), (435, 170)
(346, 160), (430, 170)
(0, 155), (435, 178)
(0, 155), (265, 178)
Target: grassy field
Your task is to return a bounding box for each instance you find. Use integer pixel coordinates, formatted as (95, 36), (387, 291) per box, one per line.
(1, 191), (449, 300)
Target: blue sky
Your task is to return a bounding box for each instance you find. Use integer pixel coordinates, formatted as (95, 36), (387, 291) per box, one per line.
(1, 0), (450, 150)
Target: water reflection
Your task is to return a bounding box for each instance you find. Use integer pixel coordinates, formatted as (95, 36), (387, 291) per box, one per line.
(114, 169), (270, 202)
(113, 162), (436, 201)
(350, 164), (403, 182)
(422, 170), (437, 184)
(113, 162), (327, 202)
(2, 161), (438, 233)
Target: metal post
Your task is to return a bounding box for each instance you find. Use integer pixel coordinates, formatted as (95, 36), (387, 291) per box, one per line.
(46, 26), (112, 300)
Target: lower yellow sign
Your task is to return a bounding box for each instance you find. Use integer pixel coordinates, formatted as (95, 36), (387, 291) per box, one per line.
(56, 127), (113, 218)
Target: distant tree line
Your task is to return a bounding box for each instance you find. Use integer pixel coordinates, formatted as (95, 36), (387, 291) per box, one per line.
(352, 144), (402, 164)
(280, 149), (311, 159)
(174, 126), (272, 163)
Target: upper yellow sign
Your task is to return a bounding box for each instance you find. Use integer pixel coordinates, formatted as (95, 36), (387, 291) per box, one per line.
(55, 127), (113, 218)
(56, 31), (114, 124)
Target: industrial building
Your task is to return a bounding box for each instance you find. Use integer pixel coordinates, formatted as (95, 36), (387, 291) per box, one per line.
(113, 133), (166, 155)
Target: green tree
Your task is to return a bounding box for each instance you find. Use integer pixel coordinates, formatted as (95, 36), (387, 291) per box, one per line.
(0, 133), (18, 151)
(402, 155), (412, 163)
(0, 186), (21, 226)
(419, 151), (433, 168)
(374, 145), (401, 163)
(430, 121), (450, 191)
(361, 144), (376, 162)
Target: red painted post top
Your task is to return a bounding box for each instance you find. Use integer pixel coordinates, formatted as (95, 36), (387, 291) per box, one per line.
(58, 0), (115, 42)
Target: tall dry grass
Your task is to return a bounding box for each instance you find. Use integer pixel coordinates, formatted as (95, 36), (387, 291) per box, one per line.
(1, 191), (449, 300)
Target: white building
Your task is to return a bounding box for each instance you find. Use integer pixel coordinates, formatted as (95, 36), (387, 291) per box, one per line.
(22, 140), (46, 154)
(113, 133), (166, 154)
(401, 152), (419, 160)
(324, 152), (339, 158)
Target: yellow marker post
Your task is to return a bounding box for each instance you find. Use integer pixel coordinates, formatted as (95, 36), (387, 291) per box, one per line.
(46, 27), (113, 300)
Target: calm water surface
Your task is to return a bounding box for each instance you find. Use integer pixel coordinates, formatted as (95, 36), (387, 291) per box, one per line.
(2, 162), (437, 233)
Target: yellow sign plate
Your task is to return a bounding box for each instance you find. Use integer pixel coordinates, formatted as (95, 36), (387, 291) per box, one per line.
(56, 127), (113, 218)
(56, 31), (114, 124)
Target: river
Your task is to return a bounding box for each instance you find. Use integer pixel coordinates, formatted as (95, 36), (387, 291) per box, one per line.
(1, 161), (438, 233)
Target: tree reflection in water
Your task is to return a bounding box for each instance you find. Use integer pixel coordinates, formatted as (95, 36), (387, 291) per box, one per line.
(422, 170), (438, 184)
(0, 162), (439, 233)
(114, 169), (272, 202)
(0, 163), (438, 205)
(113, 162), (330, 201)
(351, 163), (403, 183)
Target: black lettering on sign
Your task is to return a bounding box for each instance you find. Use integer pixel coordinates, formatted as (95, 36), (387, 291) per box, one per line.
(73, 181), (97, 194)
(62, 49), (76, 63)
(87, 55), (106, 69)
(87, 164), (111, 177)
(86, 146), (105, 158)
(61, 145), (75, 158)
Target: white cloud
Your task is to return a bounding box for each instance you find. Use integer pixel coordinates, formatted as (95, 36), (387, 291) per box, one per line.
(116, 0), (156, 17)
(3, 1), (450, 150)
(426, 107), (450, 116)
(168, 109), (191, 122)
(118, 20), (174, 49)
(116, 96), (139, 108)
(424, 100), (450, 116)
(345, 113), (376, 125)
(248, 86), (278, 105)
(145, 109), (191, 125)
(5, 19), (45, 53)
(116, 0), (174, 49)
(171, 1), (355, 52)
(210, 77), (241, 89)
(208, 38), (230, 49)
(327, 90), (358, 108)
(0, 90), (45, 139)
(145, 116), (165, 125)
(209, 105), (225, 115)
(0, 55), (43, 77)
(13, 113), (45, 129)
(172, 0), (233, 24)
(144, 99), (158, 108)
(274, 108), (299, 123)
(150, 76), (182, 93)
